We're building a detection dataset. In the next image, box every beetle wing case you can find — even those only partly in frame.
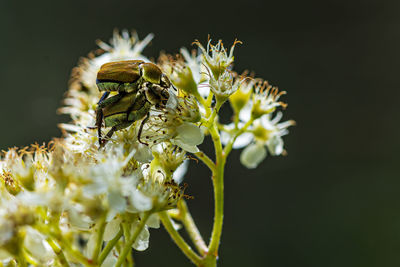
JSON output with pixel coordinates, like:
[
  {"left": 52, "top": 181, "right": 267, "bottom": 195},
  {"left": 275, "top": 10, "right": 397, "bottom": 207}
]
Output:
[{"left": 97, "top": 60, "right": 144, "bottom": 83}]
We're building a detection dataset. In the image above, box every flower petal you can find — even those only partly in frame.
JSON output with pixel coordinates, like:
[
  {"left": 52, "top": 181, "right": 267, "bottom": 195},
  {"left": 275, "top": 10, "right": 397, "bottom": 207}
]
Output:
[
  {"left": 172, "top": 140, "right": 199, "bottom": 153},
  {"left": 134, "top": 145, "right": 153, "bottom": 163},
  {"left": 175, "top": 123, "right": 204, "bottom": 146},
  {"left": 108, "top": 191, "right": 126, "bottom": 212},
  {"left": 173, "top": 160, "right": 189, "bottom": 184},
  {"left": 240, "top": 143, "right": 267, "bottom": 169},
  {"left": 102, "top": 255, "right": 118, "bottom": 267},
  {"left": 130, "top": 190, "right": 153, "bottom": 212},
  {"left": 24, "top": 227, "right": 54, "bottom": 262},
  {"left": 132, "top": 225, "right": 150, "bottom": 251},
  {"left": 233, "top": 132, "right": 253, "bottom": 149},
  {"left": 146, "top": 214, "right": 160, "bottom": 229},
  {"left": 266, "top": 135, "right": 284, "bottom": 156},
  {"left": 166, "top": 89, "right": 178, "bottom": 109},
  {"left": 104, "top": 217, "right": 122, "bottom": 241}
]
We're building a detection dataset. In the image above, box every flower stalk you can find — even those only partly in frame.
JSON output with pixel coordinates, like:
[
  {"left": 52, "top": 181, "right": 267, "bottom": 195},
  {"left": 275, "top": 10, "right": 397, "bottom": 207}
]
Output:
[
  {"left": 159, "top": 211, "right": 203, "bottom": 266},
  {"left": 115, "top": 212, "right": 151, "bottom": 267},
  {"left": 205, "top": 121, "right": 225, "bottom": 266},
  {"left": 177, "top": 200, "right": 208, "bottom": 255},
  {"left": 99, "top": 228, "right": 123, "bottom": 264}
]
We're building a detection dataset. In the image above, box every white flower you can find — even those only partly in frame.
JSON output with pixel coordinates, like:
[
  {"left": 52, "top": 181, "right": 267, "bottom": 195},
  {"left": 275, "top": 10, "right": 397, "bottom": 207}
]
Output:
[
  {"left": 66, "top": 205, "right": 93, "bottom": 230},
  {"left": 229, "top": 77, "right": 254, "bottom": 113},
  {"left": 222, "top": 112, "right": 294, "bottom": 169},
  {"left": 128, "top": 188, "right": 153, "bottom": 212},
  {"left": 250, "top": 80, "right": 287, "bottom": 119},
  {"left": 133, "top": 168, "right": 188, "bottom": 212},
  {"left": 220, "top": 122, "right": 253, "bottom": 149},
  {"left": 152, "top": 143, "right": 187, "bottom": 178},
  {"left": 82, "top": 148, "right": 140, "bottom": 214},
  {"left": 209, "top": 70, "right": 240, "bottom": 99},
  {"left": 180, "top": 48, "right": 211, "bottom": 97},
  {"left": 195, "top": 39, "right": 240, "bottom": 79},
  {"left": 141, "top": 93, "right": 203, "bottom": 153},
  {"left": 180, "top": 48, "right": 206, "bottom": 87}
]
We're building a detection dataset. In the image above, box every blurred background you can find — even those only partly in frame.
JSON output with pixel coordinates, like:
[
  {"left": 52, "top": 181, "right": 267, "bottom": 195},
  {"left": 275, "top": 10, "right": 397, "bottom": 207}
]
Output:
[{"left": 1, "top": 0, "right": 400, "bottom": 266}]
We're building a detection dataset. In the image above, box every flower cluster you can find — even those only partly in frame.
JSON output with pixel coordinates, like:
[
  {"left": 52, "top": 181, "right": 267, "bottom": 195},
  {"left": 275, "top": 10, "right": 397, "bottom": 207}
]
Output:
[{"left": 0, "top": 30, "right": 294, "bottom": 266}]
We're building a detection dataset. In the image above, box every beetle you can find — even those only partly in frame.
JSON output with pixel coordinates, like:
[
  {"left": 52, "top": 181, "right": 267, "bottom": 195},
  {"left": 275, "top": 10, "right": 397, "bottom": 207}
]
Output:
[{"left": 95, "top": 60, "right": 172, "bottom": 146}]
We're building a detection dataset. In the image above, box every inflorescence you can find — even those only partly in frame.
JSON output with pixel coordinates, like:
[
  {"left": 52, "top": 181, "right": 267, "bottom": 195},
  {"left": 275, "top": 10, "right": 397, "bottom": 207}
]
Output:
[{"left": 0, "top": 30, "right": 294, "bottom": 266}]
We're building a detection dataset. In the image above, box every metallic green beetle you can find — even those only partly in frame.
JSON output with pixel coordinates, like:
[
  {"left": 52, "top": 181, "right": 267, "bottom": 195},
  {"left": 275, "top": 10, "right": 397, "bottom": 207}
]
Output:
[{"left": 95, "top": 60, "right": 172, "bottom": 146}]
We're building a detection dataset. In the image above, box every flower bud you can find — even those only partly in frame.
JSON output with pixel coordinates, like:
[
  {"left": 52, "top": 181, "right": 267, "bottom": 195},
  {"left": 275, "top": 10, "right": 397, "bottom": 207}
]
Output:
[{"left": 229, "top": 78, "right": 254, "bottom": 113}]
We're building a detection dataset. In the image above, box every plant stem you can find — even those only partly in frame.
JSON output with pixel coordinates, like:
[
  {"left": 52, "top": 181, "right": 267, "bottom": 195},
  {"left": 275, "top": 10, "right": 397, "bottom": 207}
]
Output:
[
  {"left": 46, "top": 237, "right": 70, "bottom": 267},
  {"left": 92, "top": 215, "right": 107, "bottom": 262},
  {"left": 121, "top": 215, "right": 135, "bottom": 266},
  {"left": 178, "top": 200, "right": 208, "bottom": 255},
  {"left": 21, "top": 248, "right": 39, "bottom": 266},
  {"left": 16, "top": 254, "right": 27, "bottom": 267},
  {"left": 159, "top": 211, "right": 203, "bottom": 266},
  {"left": 99, "top": 228, "right": 123, "bottom": 264},
  {"left": 115, "top": 213, "right": 150, "bottom": 267},
  {"left": 205, "top": 110, "right": 225, "bottom": 266},
  {"left": 194, "top": 151, "right": 215, "bottom": 171}
]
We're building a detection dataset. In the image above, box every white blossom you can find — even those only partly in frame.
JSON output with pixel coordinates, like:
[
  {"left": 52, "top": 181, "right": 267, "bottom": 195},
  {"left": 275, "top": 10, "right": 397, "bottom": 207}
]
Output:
[{"left": 228, "top": 112, "right": 295, "bottom": 168}]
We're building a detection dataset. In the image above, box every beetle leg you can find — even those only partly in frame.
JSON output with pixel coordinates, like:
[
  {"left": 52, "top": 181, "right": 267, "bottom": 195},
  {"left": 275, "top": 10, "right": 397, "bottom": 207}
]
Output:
[
  {"left": 100, "top": 121, "right": 133, "bottom": 148},
  {"left": 97, "top": 91, "right": 110, "bottom": 104},
  {"left": 97, "top": 92, "right": 125, "bottom": 109},
  {"left": 96, "top": 92, "right": 127, "bottom": 145},
  {"left": 138, "top": 112, "right": 150, "bottom": 146},
  {"left": 100, "top": 126, "right": 116, "bottom": 147},
  {"left": 93, "top": 92, "right": 110, "bottom": 140},
  {"left": 96, "top": 108, "right": 104, "bottom": 145}
]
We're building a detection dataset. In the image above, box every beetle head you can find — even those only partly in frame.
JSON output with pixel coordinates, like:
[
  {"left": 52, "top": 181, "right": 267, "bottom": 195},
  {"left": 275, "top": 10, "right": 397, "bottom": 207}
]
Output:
[
  {"left": 140, "top": 63, "right": 163, "bottom": 85},
  {"left": 144, "top": 84, "right": 170, "bottom": 106},
  {"left": 160, "top": 74, "right": 172, "bottom": 89}
]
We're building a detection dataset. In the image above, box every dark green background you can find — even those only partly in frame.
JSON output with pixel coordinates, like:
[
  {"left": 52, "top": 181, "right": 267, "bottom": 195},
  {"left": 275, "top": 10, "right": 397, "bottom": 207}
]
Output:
[{"left": 1, "top": 0, "right": 399, "bottom": 266}]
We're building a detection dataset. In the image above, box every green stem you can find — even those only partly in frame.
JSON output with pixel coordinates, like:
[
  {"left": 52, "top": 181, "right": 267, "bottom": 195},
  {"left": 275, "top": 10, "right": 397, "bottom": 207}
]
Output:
[
  {"left": 57, "top": 235, "right": 95, "bottom": 267},
  {"left": 46, "top": 237, "right": 70, "bottom": 267},
  {"left": 16, "top": 254, "right": 27, "bottom": 267},
  {"left": 206, "top": 122, "right": 225, "bottom": 265},
  {"left": 205, "top": 91, "right": 214, "bottom": 116},
  {"left": 92, "top": 215, "right": 107, "bottom": 262},
  {"left": 233, "top": 113, "right": 239, "bottom": 129},
  {"left": 21, "top": 248, "right": 38, "bottom": 266},
  {"left": 115, "top": 213, "right": 150, "bottom": 267},
  {"left": 121, "top": 217, "right": 135, "bottom": 266},
  {"left": 99, "top": 228, "right": 123, "bottom": 264},
  {"left": 194, "top": 151, "right": 215, "bottom": 172},
  {"left": 159, "top": 211, "right": 203, "bottom": 266},
  {"left": 178, "top": 200, "right": 208, "bottom": 255},
  {"left": 194, "top": 92, "right": 208, "bottom": 110}
]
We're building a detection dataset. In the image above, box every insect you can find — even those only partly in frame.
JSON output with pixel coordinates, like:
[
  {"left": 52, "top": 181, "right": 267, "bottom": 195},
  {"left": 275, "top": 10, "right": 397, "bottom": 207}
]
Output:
[{"left": 95, "top": 60, "right": 172, "bottom": 146}]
